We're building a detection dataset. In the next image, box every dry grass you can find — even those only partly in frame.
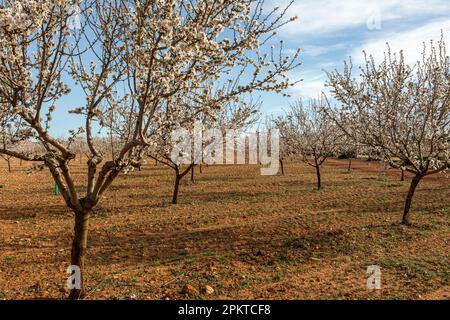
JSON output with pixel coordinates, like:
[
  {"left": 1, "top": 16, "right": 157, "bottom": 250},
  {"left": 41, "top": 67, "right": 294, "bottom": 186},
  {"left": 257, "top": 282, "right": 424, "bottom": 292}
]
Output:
[{"left": 0, "top": 157, "right": 449, "bottom": 300}]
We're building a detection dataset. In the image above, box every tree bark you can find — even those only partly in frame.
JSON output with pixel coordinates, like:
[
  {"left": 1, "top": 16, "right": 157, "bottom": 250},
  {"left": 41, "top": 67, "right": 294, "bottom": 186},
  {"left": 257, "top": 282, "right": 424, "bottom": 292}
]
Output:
[
  {"left": 315, "top": 165, "right": 321, "bottom": 190},
  {"left": 190, "top": 165, "right": 195, "bottom": 183},
  {"left": 69, "top": 211, "right": 90, "bottom": 299},
  {"left": 400, "top": 169, "right": 405, "bottom": 182},
  {"left": 172, "top": 170, "right": 181, "bottom": 205},
  {"left": 280, "top": 159, "right": 285, "bottom": 175},
  {"left": 347, "top": 158, "right": 352, "bottom": 173},
  {"left": 7, "top": 158, "right": 11, "bottom": 173},
  {"left": 402, "top": 174, "right": 423, "bottom": 225},
  {"left": 172, "top": 165, "right": 194, "bottom": 204}
]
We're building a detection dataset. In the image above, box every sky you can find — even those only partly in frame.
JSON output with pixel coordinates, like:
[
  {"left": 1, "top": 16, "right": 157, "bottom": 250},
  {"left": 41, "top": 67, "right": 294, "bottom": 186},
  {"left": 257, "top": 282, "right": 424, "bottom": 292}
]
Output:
[
  {"left": 50, "top": 0, "right": 450, "bottom": 136},
  {"left": 260, "top": 0, "right": 450, "bottom": 116}
]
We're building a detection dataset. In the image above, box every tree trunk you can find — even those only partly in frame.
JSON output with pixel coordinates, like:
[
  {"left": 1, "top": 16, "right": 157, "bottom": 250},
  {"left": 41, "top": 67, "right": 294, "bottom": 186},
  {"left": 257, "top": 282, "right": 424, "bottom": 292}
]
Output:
[
  {"left": 400, "top": 169, "right": 405, "bottom": 182},
  {"left": 347, "top": 158, "right": 352, "bottom": 173},
  {"left": 172, "top": 171, "right": 181, "bottom": 205},
  {"left": 79, "top": 153, "right": 82, "bottom": 164},
  {"left": 280, "top": 159, "right": 285, "bottom": 175},
  {"left": 199, "top": 164, "right": 203, "bottom": 174},
  {"left": 20, "top": 159, "right": 23, "bottom": 167},
  {"left": 315, "top": 165, "right": 321, "bottom": 190},
  {"left": 190, "top": 166, "right": 195, "bottom": 183},
  {"left": 7, "top": 159, "right": 11, "bottom": 173},
  {"left": 402, "top": 174, "right": 423, "bottom": 225},
  {"left": 69, "top": 211, "right": 90, "bottom": 300}
]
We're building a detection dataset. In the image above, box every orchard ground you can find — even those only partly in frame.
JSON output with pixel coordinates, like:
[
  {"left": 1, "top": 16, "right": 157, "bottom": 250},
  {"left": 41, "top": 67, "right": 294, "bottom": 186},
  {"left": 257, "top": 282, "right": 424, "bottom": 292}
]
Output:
[{"left": 0, "top": 158, "right": 448, "bottom": 300}]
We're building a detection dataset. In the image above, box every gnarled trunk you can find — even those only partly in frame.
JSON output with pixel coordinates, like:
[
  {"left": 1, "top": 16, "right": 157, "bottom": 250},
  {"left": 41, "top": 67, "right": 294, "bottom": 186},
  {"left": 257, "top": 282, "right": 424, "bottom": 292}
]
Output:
[
  {"left": 315, "top": 165, "right": 321, "bottom": 190},
  {"left": 173, "top": 169, "right": 181, "bottom": 205},
  {"left": 402, "top": 174, "right": 423, "bottom": 225},
  {"left": 172, "top": 165, "right": 194, "bottom": 204},
  {"left": 69, "top": 211, "right": 90, "bottom": 300}
]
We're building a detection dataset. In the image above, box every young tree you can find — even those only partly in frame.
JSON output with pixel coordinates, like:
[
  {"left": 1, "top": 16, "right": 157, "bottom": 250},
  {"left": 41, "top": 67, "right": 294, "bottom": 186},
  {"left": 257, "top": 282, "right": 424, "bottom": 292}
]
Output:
[
  {"left": 0, "top": 0, "right": 301, "bottom": 298},
  {"left": 275, "top": 99, "right": 338, "bottom": 190},
  {"left": 264, "top": 115, "right": 287, "bottom": 175},
  {"left": 69, "top": 137, "right": 87, "bottom": 164},
  {"left": 145, "top": 100, "right": 199, "bottom": 204},
  {"left": 0, "top": 77, "right": 33, "bottom": 173},
  {"left": 336, "top": 133, "right": 359, "bottom": 173},
  {"left": 0, "top": 114, "right": 15, "bottom": 172},
  {"left": 324, "top": 39, "right": 450, "bottom": 225},
  {"left": 146, "top": 97, "right": 260, "bottom": 204}
]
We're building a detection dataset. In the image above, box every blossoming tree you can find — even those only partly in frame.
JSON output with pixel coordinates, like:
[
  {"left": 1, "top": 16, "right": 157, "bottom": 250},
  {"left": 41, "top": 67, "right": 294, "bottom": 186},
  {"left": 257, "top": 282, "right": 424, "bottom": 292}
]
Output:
[
  {"left": 144, "top": 96, "right": 260, "bottom": 204},
  {"left": 0, "top": 0, "right": 301, "bottom": 298},
  {"left": 275, "top": 99, "right": 339, "bottom": 190},
  {"left": 324, "top": 39, "right": 450, "bottom": 225}
]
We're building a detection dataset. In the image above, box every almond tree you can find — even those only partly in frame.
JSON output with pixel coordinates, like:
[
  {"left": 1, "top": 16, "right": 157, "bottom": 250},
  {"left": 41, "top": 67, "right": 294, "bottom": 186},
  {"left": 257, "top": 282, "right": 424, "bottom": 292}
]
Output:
[
  {"left": 145, "top": 100, "right": 200, "bottom": 204},
  {"left": 145, "top": 96, "right": 260, "bottom": 204},
  {"left": 335, "top": 131, "right": 359, "bottom": 173},
  {"left": 0, "top": 0, "right": 301, "bottom": 298},
  {"left": 264, "top": 115, "right": 288, "bottom": 175},
  {"left": 275, "top": 99, "right": 338, "bottom": 190},
  {"left": 0, "top": 71, "right": 33, "bottom": 172},
  {"left": 69, "top": 137, "right": 87, "bottom": 164},
  {"left": 324, "top": 39, "right": 450, "bottom": 225},
  {"left": 0, "top": 112, "right": 16, "bottom": 172}
]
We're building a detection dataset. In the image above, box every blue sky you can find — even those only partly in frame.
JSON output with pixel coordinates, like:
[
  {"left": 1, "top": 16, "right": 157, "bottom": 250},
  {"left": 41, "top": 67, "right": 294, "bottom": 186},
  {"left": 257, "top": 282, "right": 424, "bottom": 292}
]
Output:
[
  {"left": 260, "top": 0, "right": 450, "bottom": 116},
  {"left": 51, "top": 0, "right": 450, "bottom": 136}
]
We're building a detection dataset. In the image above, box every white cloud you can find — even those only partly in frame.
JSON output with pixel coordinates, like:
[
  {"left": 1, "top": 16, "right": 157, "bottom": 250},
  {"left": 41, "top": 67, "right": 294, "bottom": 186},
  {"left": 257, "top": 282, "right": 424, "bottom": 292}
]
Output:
[
  {"left": 277, "top": 0, "right": 450, "bottom": 36},
  {"left": 292, "top": 19, "right": 450, "bottom": 99},
  {"left": 350, "top": 19, "right": 450, "bottom": 65},
  {"left": 265, "top": 0, "right": 450, "bottom": 104},
  {"left": 290, "top": 70, "right": 328, "bottom": 99},
  {"left": 302, "top": 43, "right": 346, "bottom": 57}
]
